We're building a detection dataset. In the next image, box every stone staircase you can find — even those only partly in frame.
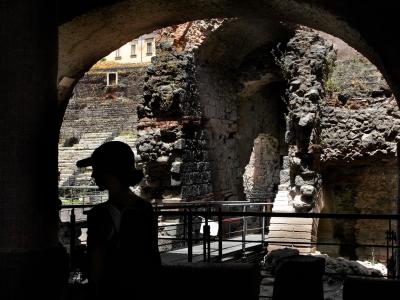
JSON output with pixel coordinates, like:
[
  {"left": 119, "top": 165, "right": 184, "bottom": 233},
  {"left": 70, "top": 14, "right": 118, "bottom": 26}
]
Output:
[
  {"left": 58, "top": 132, "right": 116, "bottom": 186},
  {"left": 267, "top": 185, "right": 315, "bottom": 254},
  {"left": 58, "top": 132, "right": 138, "bottom": 187},
  {"left": 111, "top": 134, "right": 138, "bottom": 153}
]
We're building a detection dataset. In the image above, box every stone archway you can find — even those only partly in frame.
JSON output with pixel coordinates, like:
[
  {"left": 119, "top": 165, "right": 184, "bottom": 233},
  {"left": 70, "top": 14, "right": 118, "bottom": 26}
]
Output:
[
  {"left": 58, "top": 14, "right": 400, "bottom": 256},
  {"left": 57, "top": 0, "right": 400, "bottom": 117},
  {"left": 3, "top": 1, "right": 400, "bottom": 297}
]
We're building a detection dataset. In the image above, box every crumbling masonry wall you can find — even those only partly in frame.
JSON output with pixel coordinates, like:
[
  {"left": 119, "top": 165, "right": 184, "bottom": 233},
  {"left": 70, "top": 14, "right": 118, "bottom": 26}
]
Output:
[
  {"left": 270, "top": 29, "right": 399, "bottom": 260},
  {"left": 318, "top": 54, "right": 399, "bottom": 261},
  {"left": 196, "top": 66, "right": 242, "bottom": 201},
  {"left": 267, "top": 29, "right": 336, "bottom": 254},
  {"left": 136, "top": 44, "right": 213, "bottom": 202},
  {"left": 276, "top": 29, "right": 336, "bottom": 212},
  {"left": 196, "top": 37, "right": 287, "bottom": 202}
]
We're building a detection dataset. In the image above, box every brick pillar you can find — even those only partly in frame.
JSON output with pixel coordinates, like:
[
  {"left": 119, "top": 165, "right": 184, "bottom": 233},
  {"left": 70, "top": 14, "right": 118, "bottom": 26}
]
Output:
[{"left": 0, "top": 1, "right": 68, "bottom": 298}]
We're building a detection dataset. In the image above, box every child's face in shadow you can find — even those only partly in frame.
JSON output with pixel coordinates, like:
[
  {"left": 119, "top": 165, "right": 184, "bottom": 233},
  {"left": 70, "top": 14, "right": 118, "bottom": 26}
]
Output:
[{"left": 91, "top": 165, "right": 112, "bottom": 191}]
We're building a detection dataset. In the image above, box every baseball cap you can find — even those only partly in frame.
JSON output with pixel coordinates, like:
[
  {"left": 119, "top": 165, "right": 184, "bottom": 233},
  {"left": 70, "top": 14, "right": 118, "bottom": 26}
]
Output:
[{"left": 76, "top": 141, "right": 135, "bottom": 171}]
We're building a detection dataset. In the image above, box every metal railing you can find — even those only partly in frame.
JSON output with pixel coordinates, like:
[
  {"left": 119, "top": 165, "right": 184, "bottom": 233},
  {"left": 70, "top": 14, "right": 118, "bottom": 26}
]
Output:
[
  {"left": 59, "top": 186, "right": 107, "bottom": 204},
  {"left": 60, "top": 202, "right": 400, "bottom": 279},
  {"left": 154, "top": 201, "right": 273, "bottom": 262}
]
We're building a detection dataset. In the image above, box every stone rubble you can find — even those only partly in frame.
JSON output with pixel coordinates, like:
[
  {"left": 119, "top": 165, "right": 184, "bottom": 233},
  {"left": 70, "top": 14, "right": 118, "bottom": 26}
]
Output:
[{"left": 259, "top": 249, "right": 386, "bottom": 300}]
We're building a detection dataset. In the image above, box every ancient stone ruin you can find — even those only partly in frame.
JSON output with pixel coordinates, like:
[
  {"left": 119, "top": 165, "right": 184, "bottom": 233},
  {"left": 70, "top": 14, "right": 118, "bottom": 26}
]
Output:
[{"left": 59, "top": 20, "right": 398, "bottom": 263}]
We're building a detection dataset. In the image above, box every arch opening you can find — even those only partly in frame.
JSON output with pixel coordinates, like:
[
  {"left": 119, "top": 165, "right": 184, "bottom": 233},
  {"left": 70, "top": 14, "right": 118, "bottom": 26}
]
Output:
[{"left": 58, "top": 17, "right": 399, "bottom": 278}]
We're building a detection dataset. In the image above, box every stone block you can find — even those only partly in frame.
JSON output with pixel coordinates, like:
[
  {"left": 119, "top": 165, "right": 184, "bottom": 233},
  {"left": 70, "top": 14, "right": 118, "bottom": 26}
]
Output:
[
  {"left": 304, "top": 88, "right": 320, "bottom": 101},
  {"left": 270, "top": 217, "right": 313, "bottom": 225},
  {"left": 267, "top": 231, "right": 312, "bottom": 240},
  {"left": 173, "top": 138, "right": 185, "bottom": 150},
  {"left": 156, "top": 156, "right": 170, "bottom": 164},
  {"left": 298, "top": 112, "right": 315, "bottom": 127},
  {"left": 170, "top": 161, "right": 182, "bottom": 173},
  {"left": 171, "top": 177, "right": 181, "bottom": 186},
  {"left": 293, "top": 195, "right": 313, "bottom": 212},
  {"left": 279, "top": 170, "right": 290, "bottom": 184},
  {"left": 300, "top": 184, "right": 315, "bottom": 196}
]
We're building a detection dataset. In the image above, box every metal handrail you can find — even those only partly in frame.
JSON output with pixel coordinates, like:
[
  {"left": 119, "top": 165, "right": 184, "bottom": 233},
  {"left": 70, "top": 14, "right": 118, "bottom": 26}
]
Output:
[
  {"left": 156, "top": 210, "right": 400, "bottom": 220},
  {"left": 60, "top": 203, "right": 400, "bottom": 278}
]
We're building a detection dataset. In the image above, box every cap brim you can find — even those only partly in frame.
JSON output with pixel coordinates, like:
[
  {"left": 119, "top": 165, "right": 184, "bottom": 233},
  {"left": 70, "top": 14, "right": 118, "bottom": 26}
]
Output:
[{"left": 76, "top": 157, "right": 92, "bottom": 168}]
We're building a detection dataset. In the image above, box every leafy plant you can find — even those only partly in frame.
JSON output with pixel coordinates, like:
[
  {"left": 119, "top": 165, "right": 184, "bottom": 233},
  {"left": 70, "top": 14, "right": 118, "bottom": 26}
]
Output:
[{"left": 325, "top": 77, "right": 341, "bottom": 93}]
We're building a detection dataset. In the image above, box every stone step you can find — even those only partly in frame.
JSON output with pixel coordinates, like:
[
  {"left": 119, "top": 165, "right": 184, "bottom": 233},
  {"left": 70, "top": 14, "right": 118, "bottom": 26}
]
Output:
[
  {"left": 81, "top": 132, "right": 114, "bottom": 137},
  {"left": 266, "top": 238, "right": 313, "bottom": 247},
  {"left": 59, "top": 162, "right": 76, "bottom": 167},
  {"left": 272, "top": 207, "right": 295, "bottom": 213},
  {"left": 273, "top": 194, "right": 289, "bottom": 200},
  {"left": 272, "top": 205, "right": 293, "bottom": 209},
  {"left": 267, "top": 245, "right": 314, "bottom": 254},
  {"left": 59, "top": 132, "right": 134, "bottom": 189},
  {"left": 273, "top": 203, "right": 289, "bottom": 207},
  {"left": 269, "top": 224, "right": 313, "bottom": 231},
  {"left": 274, "top": 198, "right": 289, "bottom": 202},
  {"left": 272, "top": 204, "right": 291, "bottom": 207},
  {"left": 269, "top": 217, "right": 313, "bottom": 225},
  {"left": 267, "top": 231, "right": 313, "bottom": 240}
]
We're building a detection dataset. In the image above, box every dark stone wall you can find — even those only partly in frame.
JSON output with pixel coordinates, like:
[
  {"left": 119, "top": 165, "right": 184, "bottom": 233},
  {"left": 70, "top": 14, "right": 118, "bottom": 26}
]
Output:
[
  {"left": 238, "top": 83, "right": 285, "bottom": 202},
  {"left": 0, "top": 1, "right": 68, "bottom": 298},
  {"left": 317, "top": 51, "right": 399, "bottom": 261},
  {"left": 197, "top": 48, "right": 286, "bottom": 202},
  {"left": 181, "top": 124, "right": 213, "bottom": 199},
  {"left": 197, "top": 66, "right": 241, "bottom": 201},
  {"left": 136, "top": 44, "right": 213, "bottom": 202},
  {"left": 275, "top": 29, "right": 336, "bottom": 212},
  {"left": 318, "top": 161, "right": 397, "bottom": 261},
  {"left": 321, "top": 57, "right": 398, "bottom": 163}
]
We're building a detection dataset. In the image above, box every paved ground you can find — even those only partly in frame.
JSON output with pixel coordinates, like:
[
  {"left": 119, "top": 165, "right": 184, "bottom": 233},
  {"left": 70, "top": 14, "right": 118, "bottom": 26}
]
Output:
[{"left": 161, "top": 233, "right": 264, "bottom": 264}]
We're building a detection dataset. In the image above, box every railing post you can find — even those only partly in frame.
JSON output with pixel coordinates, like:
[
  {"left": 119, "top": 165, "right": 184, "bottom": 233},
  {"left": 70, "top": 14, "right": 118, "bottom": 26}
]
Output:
[
  {"left": 203, "top": 213, "right": 210, "bottom": 262},
  {"left": 207, "top": 207, "right": 211, "bottom": 262},
  {"left": 242, "top": 205, "right": 247, "bottom": 258},
  {"left": 188, "top": 209, "right": 193, "bottom": 262},
  {"left": 262, "top": 205, "right": 266, "bottom": 247},
  {"left": 397, "top": 142, "right": 400, "bottom": 278},
  {"left": 387, "top": 222, "right": 390, "bottom": 277},
  {"left": 218, "top": 206, "right": 223, "bottom": 262},
  {"left": 388, "top": 219, "right": 396, "bottom": 279},
  {"left": 183, "top": 208, "right": 187, "bottom": 247},
  {"left": 70, "top": 208, "right": 76, "bottom": 269}
]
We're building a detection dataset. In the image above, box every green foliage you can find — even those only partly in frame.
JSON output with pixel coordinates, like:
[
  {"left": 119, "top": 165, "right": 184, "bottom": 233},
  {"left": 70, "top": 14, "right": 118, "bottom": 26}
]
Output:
[
  {"left": 271, "top": 44, "right": 290, "bottom": 80},
  {"left": 326, "top": 57, "right": 379, "bottom": 95},
  {"left": 61, "top": 198, "right": 83, "bottom": 205},
  {"left": 118, "top": 131, "right": 137, "bottom": 138},
  {"left": 325, "top": 77, "right": 341, "bottom": 93}
]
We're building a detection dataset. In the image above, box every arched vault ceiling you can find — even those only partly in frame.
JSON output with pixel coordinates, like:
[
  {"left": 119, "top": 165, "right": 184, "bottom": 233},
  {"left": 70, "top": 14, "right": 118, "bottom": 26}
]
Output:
[
  {"left": 195, "top": 18, "right": 292, "bottom": 69},
  {"left": 58, "top": 0, "right": 400, "bottom": 105}
]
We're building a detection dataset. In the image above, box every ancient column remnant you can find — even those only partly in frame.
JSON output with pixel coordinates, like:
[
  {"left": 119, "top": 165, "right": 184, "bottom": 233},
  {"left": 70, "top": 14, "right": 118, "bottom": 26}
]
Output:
[
  {"left": 274, "top": 29, "right": 336, "bottom": 212},
  {"left": 136, "top": 43, "right": 213, "bottom": 203},
  {"left": 268, "top": 28, "right": 336, "bottom": 254},
  {"left": 243, "top": 133, "right": 280, "bottom": 201}
]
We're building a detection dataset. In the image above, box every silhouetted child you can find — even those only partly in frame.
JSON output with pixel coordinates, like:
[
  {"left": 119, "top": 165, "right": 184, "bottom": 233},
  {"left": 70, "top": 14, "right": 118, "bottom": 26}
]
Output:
[{"left": 76, "top": 141, "right": 160, "bottom": 299}]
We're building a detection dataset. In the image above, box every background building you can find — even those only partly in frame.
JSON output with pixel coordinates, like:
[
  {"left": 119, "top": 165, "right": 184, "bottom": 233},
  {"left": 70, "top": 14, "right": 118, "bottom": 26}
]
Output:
[{"left": 104, "top": 33, "right": 156, "bottom": 64}]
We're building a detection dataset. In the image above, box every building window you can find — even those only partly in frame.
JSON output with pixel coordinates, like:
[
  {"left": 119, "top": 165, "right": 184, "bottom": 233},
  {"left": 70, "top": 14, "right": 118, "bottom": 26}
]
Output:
[
  {"left": 146, "top": 39, "right": 153, "bottom": 56},
  {"left": 107, "top": 72, "right": 118, "bottom": 86},
  {"left": 130, "top": 42, "right": 137, "bottom": 58},
  {"left": 115, "top": 48, "right": 121, "bottom": 60}
]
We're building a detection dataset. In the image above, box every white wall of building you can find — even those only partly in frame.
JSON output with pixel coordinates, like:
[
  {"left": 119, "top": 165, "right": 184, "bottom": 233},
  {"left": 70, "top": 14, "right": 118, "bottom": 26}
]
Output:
[{"left": 105, "top": 33, "right": 156, "bottom": 63}]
